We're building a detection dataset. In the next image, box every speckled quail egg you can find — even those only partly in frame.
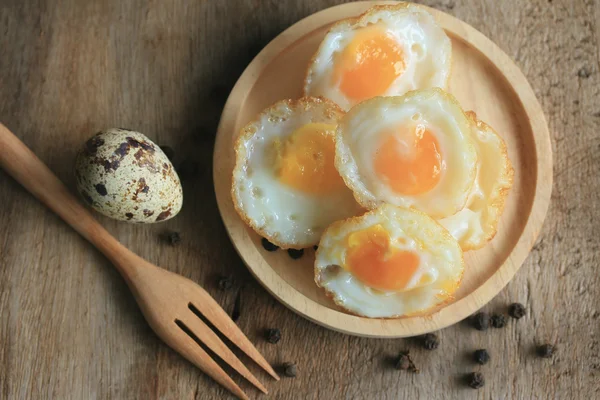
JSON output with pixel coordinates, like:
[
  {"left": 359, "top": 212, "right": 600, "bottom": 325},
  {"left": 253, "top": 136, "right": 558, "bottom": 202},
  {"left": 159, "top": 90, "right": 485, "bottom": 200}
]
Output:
[{"left": 75, "top": 128, "right": 183, "bottom": 223}]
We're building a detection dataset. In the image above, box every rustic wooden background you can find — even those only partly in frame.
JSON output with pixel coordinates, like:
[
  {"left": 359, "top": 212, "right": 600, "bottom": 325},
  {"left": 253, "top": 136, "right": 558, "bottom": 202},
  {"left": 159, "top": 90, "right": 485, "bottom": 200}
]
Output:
[{"left": 0, "top": 0, "right": 598, "bottom": 399}]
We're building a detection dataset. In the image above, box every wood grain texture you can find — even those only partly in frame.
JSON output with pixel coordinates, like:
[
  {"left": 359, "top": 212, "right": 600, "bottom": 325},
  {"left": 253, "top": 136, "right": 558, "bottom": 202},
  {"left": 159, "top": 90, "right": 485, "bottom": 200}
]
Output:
[
  {"left": 0, "top": 122, "right": 278, "bottom": 399},
  {"left": 0, "top": 0, "right": 598, "bottom": 398}
]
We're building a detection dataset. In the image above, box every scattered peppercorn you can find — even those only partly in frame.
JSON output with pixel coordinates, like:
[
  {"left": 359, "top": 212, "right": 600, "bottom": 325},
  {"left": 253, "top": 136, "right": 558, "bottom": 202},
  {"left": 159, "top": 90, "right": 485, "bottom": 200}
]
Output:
[
  {"left": 471, "top": 312, "right": 490, "bottom": 331},
  {"left": 394, "top": 351, "right": 419, "bottom": 373},
  {"left": 159, "top": 145, "right": 175, "bottom": 160},
  {"left": 473, "top": 349, "right": 490, "bottom": 365},
  {"left": 395, "top": 354, "right": 411, "bottom": 370},
  {"left": 265, "top": 328, "right": 281, "bottom": 344},
  {"left": 287, "top": 248, "right": 304, "bottom": 259},
  {"left": 282, "top": 362, "right": 297, "bottom": 377},
  {"left": 508, "top": 303, "right": 526, "bottom": 319},
  {"left": 261, "top": 238, "right": 279, "bottom": 252},
  {"left": 163, "top": 231, "right": 181, "bottom": 246},
  {"left": 218, "top": 276, "right": 234, "bottom": 291},
  {"left": 537, "top": 344, "right": 555, "bottom": 358},
  {"left": 466, "top": 372, "right": 485, "bottom": 389},
  {"left": 421, "top": 333, "right": 439, "bottom": 350},
  {"left": 490, "top": 313, "right": 507, "bottom": 328},
  {"left": 578, "top": 67, "right": 591, "bottom": 79}
]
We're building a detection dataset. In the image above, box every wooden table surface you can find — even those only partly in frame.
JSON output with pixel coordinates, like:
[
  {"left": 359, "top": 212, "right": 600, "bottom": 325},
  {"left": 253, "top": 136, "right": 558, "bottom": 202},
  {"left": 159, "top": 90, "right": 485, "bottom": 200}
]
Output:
[{"left": 0, "top": 0, "right": 598, "bottom": 399}]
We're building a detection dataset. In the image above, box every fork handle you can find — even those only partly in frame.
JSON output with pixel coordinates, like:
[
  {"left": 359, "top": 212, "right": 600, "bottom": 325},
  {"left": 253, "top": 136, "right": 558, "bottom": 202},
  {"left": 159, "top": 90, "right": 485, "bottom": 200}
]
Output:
[{"left": 0, "top": 122, "right": 139, "bottom": 281}]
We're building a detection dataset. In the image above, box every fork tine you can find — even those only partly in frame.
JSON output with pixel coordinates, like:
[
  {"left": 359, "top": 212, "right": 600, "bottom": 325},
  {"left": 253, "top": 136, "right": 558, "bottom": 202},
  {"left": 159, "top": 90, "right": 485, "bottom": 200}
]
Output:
[
  {"left": 192, "top": 288, "right": 280, "bottom": 380},
  {"left": 181, "top": 311, "right": 268, "bottom": 394},
  {"left": 170, "top": 322, "right": 250, "bottom": 400}
]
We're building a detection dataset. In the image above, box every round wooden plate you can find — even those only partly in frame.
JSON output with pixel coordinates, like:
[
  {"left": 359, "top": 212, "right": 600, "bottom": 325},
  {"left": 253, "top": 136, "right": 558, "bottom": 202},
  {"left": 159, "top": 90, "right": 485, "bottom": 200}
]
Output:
[{"left": 213, "top": 1, "right": 552, "bottom": 337}]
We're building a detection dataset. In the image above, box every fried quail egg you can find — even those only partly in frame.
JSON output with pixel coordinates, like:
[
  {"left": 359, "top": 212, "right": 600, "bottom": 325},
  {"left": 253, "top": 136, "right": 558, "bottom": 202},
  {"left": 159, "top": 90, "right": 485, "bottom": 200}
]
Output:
[
  {"left": 231, "top": 97, "right": 363, "bottom": 249},
  {"left": 315, "top": 204, "right": 464, "bottom": 318},
  {"left": 439, "top": 112, "right": 514, "bottom": 250},
  {"left": 304, "top": 3, "right": 451, "bottom": 110},
  {"left": 335, "top": 88, "right": 478, "bottom": 219}
]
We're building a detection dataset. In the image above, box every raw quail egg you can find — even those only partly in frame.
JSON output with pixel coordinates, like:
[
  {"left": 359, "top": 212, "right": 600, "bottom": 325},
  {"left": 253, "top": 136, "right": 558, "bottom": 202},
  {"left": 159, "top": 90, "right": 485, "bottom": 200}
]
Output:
[{"left": 75, "top": 128, "right": 183, "bottom": 223}]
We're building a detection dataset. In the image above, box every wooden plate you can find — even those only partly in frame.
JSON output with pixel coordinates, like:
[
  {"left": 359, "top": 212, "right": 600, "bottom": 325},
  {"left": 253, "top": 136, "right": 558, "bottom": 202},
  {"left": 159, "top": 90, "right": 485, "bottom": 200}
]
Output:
[{"left": 213, "top": 1, "right": 552, "bottom": 337}]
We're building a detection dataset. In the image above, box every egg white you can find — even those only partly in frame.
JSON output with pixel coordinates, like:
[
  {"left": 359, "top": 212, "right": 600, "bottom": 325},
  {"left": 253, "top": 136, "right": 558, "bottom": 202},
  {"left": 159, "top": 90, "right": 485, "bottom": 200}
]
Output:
[
  {"left": 335, "top": 88, "right": 478, "bottom": 219},
  {"left": 439, "top": 111, "right": 514, "bottom": 250},
  {"left": 315, "top": 204, "right": 464, "bottom": 318},
  {"left": 231, "top": 97, "right": 363, "bottom": 249},
  {"left": 304, "top": 3, "right": 451, "bottom": 110}
]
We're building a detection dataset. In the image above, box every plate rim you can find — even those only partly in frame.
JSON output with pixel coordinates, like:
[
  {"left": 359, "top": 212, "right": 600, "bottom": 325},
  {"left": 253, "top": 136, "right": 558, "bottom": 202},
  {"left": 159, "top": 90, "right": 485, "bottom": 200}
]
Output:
[{"left": 213, "top": 1, "right": 553, "bottom": 338}]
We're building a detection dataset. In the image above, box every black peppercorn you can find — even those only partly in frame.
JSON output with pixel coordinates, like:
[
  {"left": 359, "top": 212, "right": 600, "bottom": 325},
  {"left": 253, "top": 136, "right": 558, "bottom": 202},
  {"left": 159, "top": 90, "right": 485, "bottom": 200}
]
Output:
[
  {"left": 473, "top": 349, "right": 490, "bottom": 365},
  {"left": 393, "top": 351, "right": 418, "bottom": 372},
  {"left": 287, "top": 248, "right": 304, "bottom": 259},
  {"left": 578, "top": 67, "right": 591, "bottom": 79},
  {"left": 217, "top": 276, "right": 234, "bottom": 291},
  {"left": 466, "top": 372, "right": 485, "bottom": 389},
  {"left": 265, "top": 328, "right": 281, "bottom": 344},
  {"left": 395, "top": 354, "right": 411, "bottom": 370},
  {"left": 471, "top": 312, "right": 490, "bottom": 331},
  {"left": 421, "top": 333, "right": 439, "bottom": 350},
  {"left": 537, "top": 344, "right": 555, "bottom": 358},
  {"left": 490, "top": 313, "right": 507, "bottom": 328},
  {"left": 163, "top": 231, "right": 181, "bottom": 246},
  {"left": 261, "top": 238, "right": 279, "bottom": 252},
  {"left": 282, "top": 362, "right": 297, "bottom": 377},
  {"left": 508, "top": 303, "right": 526, "bottom": 319},
  {"left": 313, "top": 245, "right": 319, "bottom": 250}
]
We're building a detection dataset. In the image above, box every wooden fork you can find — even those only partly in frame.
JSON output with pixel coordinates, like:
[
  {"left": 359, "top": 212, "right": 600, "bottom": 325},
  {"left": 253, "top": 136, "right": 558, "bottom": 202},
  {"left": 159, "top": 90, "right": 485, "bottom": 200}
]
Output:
[{"left": 0, "top": 122, "right": 279, "bottom": 400}]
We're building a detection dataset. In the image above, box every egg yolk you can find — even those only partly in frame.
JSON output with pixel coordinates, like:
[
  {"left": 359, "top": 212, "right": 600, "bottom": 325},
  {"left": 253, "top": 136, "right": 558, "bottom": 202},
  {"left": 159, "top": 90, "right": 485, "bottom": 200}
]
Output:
[
  {"left": 334, "top": 26, "right": 405, "bottom": 102},
  {"left": 345, "top": 224, "right": 420, "bottom": 291},
  {"left": 274, "top": 123, "right": 347, "bottom": 194},
  {"left": 374, "top": 125, "right": 442, "bottom": 195}
]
